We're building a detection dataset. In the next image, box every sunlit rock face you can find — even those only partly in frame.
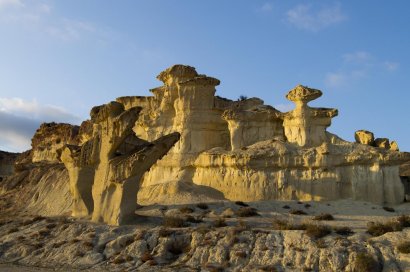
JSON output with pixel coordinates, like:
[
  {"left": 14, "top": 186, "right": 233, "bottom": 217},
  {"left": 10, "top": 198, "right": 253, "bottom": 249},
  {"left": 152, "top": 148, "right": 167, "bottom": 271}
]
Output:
[
  {"left": 115, "top": 65, "right": 410, "bottom": 205},
  {"left": 31, "top": 122, "right": 80, "bottom": 163},
  {"left": 60, "top": 101, "right": 180, "bottom": 225}
]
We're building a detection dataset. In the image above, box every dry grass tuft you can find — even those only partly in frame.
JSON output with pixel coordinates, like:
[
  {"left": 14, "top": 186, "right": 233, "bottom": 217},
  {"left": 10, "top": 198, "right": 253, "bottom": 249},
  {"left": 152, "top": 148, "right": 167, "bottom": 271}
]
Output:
[
  {"left": 289, "top": 209, "right": 307, "bottom": 215},
  {"left": 140, "top": 251, "right": 154, "bottom": 262},
  {"left": 272, "top": 219, "right": 306, "bottom": 230},
  {"left": 163, "top": 216, "right": 186, "bottom": 228},
  {"left": 235, "top": 207, "right": 258, "bottom": 217},
  {"left": 382, "top": 206, "right": 395, "bottom": 213},
  {"left": 313, "top": 213, "right": 334, "bottom": 221},
  {"left": 366, "top": 216, "right": 410, "bottom": 236},
  {"left": 235, "top": 201, "right": 249, "bottom": 207},
  {"left": 354, "top": 252, "right": 382, "bottom": 272},
  {"left": 397, "top": 241, "right": 410, "bottom": 254},
  {"left": 196, "top": 203, "right": 209, "bottom": 210},
  {"left": 179, "top": 206, "right": 194, "bottom": 214},
  {"left": 304, "top": 224, "right": 332, "bottom": 239},
  {"left": 334, "top": 226, "right": 354, "bottom": 236},
  {"left": 213, "top": 217, "right": 227, "bottom": 228}
]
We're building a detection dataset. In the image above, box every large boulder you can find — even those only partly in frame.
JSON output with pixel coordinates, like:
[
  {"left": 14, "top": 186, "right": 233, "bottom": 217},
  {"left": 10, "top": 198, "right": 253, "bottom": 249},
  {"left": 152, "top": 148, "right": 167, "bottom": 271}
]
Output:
[
  {"left": 354, "top": 130, "right": 375, "bottom": 145},
  {"left": 374, "top": 138, "right": 390, "bottom": 149}
]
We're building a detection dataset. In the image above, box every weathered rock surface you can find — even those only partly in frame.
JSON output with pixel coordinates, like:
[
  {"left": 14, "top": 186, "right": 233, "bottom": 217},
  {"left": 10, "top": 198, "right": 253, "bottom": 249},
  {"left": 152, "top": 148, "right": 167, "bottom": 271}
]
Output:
[
  {"left": 0, "top": 216, "right": 409, "bottom": 272},
  {"left": 61, "top": 101, "right": 180, "bottom": 225},
  {"left": 0, "top": 150, "right": 19, "bottom": 179},
  {"left": 31, "top": 122, "right": 79, "bottom": 163},
  {"left": 113, "top": 65, "right": 410, "bottom": 205},
  {"left": 375, "top": 138, "right": 391, "bottom": 149},
  {"left": 355, "top": 130, "right": 375, "bottom": 145}
]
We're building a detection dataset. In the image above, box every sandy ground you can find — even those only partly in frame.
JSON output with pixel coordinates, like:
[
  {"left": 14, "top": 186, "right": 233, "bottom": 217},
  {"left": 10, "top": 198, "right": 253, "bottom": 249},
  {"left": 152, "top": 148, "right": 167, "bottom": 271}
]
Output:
[{"left": 135, "top": 199, "right": 410, "bottom": 230}]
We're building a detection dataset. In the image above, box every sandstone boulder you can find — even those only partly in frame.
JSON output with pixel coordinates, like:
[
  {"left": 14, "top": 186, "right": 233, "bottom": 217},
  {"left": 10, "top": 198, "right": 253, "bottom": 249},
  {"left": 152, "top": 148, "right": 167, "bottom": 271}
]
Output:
[
  {"left": 354, "top": 130, "right": 375, "bottom": 145},
  {"left": 374, "top": 138, "right": 390, "bottom": 149},
  {"left": 390, "top": 141, "right": 399, "bottom": 151}
]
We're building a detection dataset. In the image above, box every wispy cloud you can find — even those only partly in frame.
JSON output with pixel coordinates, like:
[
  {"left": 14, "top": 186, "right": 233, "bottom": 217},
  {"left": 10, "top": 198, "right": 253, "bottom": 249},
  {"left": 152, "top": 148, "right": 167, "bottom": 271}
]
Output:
[
  {"left": 0, "top": 0, "right": 24, "bottom": 10},
  {"left": 258, "top": 2, "right": 273, "bottom": 12},
  {"left": 325, "top": 51, "right": 400, "bottom": 88},
  {"left": 0, "top": 97, "right": 81, "bottom": 152},
  {"left": 286, "top": 3, "right": 346, "bottom": 32},
  {"left": 0, "top": 1, "right": 109, "bottom": 42},
  {"left": 384, "top": 61, "right": 399, "bottom": 71}
]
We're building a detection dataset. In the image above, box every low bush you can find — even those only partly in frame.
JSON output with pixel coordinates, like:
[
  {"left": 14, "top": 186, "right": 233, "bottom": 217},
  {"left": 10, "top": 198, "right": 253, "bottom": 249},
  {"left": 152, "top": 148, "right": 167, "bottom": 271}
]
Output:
[
  {"left": 235, "top": 201, "right": 249, "bottom": 207},
  {"left": 186, "top": 215, "right": 203, "bottom": 224},
  {"left": 313, "top": 213, "right": 334, "bottom": 221},
  {"left": 272, "top": 219, "right": 306, "bottom": 230},
  {"left": 140, "top": 251, "right": 153, "bottom": 262},
  {"left": 366, "top": 217, "right": 407, "bottom": 236},
  {"left": 334, "top": 226, "right": 354, "bottom": 236},
  {"left": 179, "top": 206, "right": 194, "bottom": 214},
  {"left": 289, "top": 209, "right": 307, "bottom": 215},
  {"left": 382, "top": 206, "right": 395, "bottom": 213},
  {"left": 163, "top": 216, "right": 186, "bottom": 228},
  {"left": 354, "top": 252, "right": 382, "bottom": 272},
  {"left": 397, "top": 241, "right": 410, "bottom": 254},
  {"left": 213, "top": 218, "right": 227, "bottom": 228},
  {"left": 235, "top": 207, "right": 258, "bottom": 217},
  {"left": 304, "top": 224, "right": 332, "bottom": 239},
  {"left": 196, "top": 203, "right": 209, "bottom": 210}
]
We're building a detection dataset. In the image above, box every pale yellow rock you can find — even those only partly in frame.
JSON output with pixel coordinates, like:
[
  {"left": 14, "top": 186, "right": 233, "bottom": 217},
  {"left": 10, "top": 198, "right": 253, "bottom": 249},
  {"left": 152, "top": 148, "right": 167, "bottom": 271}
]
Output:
[
  {"left": 355, "top": 130, "right": 375, "bottom": 145},
  {"left": 390, "top": 140, "right": 399, "bottom": 151},
  {"left": 375, "top": 138, "right": 390, "bottom": 149}
]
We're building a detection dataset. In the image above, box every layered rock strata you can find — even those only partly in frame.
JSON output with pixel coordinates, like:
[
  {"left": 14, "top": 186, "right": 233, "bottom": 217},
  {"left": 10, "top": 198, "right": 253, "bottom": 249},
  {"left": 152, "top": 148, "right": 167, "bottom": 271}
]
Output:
[
  {"left": 61, "top": 102, "right": 180, "bottom": 225},
  {"left": 113, "top": 65, "right": 410, "bottom": 205}
]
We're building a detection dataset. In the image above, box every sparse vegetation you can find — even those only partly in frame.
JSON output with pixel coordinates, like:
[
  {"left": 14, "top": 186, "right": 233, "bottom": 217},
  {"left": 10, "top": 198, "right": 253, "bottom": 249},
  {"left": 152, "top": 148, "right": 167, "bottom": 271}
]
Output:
[
  {"left": 235, "top": 201, "right": 249, "bottom": 207},
  {"left": 304, "top": 224, "right": 332, "bottom": 239},
  {"left": 179, "top": 206, "right": 194, "bottom": 214},
  {"left": 186, "top": 215, "right": 203, "bottom": 224},
  {"left": 334, "top": 226, "right": 354, "bottom": 236},
  {"left": 167, "top": 239, "right": 190, "bottom": 255},
  {"left": 366, "top": 216, "right": 410, "bottom": 236},
  {"left": 397, "top": 241, "right": 410, "bottom": 254},
  {"left": 235, "top": 251, "right": 247, "bottom": 258},
  {"left": 159, "top": 228, "right": 174, "bottom": 237},
  {"left": 238, "top": 95, "right": 248, "bottom": 101},
  {"left": 272, "top": 218, "right": 306, "bottom": 230},
  {"left": 304, "top": 204, "right": 311, "bottom": 208},
  {"left": 289, "top": 209, "right": 307, "bottom": 215},
  {"left": 235, "top": 207, "right": 258, "bottom": 217},
  {"left": 196, "top": 203, "right": 209, "bottom": 210},
  {"left": 282, "top": 205, "right": 291, "bottom": 209},
  {"left": 163, "top": 216, "right": 186, "bottom": 228},
  {"left": 383, "top": 206, "right": 395, "bottom": 213},
  {"left": 354, "top": 252, "right": 382, "bottom": 272},
  {"left": 313, "top": 213, "right": 334, "bottom": 221},
  {"left": 140, "top": 251, "right": 154, "bottom": 262},
  {"left": 213, "top": 217, "right": 227, "bottom": 228}
]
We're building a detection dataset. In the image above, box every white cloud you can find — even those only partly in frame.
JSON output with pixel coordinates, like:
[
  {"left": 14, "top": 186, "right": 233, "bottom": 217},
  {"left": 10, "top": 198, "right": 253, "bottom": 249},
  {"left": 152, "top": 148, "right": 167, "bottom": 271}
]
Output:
[
  {"left": 0, "top": 97, "right": 81, "bottom": 152},
  {"left": 0, "top": 1, "right": 106, "bottom": 42},
  {"left": 0, "top": 0, "right": 23, "bottom": 10},
  {"left": 324, "top": 72, "right": 347, "bottom": 88},
  {"left": 286, "top": 3, "right": 346, "bottom": 32},
  {"left": 0, "top": 97, "right": 80, "bottom": 123},
  {"left": 343, "top": 51, "right": 373, "bottom": 64},
  {"left": 384, "top": 61, "right": 399, "bottom": 71}
]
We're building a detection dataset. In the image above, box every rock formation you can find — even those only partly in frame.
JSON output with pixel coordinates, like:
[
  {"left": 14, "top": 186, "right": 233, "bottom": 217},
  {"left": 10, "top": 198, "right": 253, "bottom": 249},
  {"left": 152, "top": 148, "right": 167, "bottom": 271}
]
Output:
[
  {"left": 355, "top": 130, "right": 375, "bottom": 145},
  {"left": 0, "top": 151, "right": 19, "bottom": 180},
  {"left": 61, "top": 102, "right": 180, "bottom": 225},
  {"left": 114, "top": 64, "right": 410, "bottom": 205},
  {"left": 31, "top": 122, "right": 79, "bottom": 163}
]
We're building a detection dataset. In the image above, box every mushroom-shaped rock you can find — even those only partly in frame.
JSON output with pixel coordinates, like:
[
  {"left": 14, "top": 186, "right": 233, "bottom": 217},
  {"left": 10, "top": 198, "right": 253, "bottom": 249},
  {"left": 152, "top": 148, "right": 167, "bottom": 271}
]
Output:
[
  {"left": 283, "top": 85, "right": 337, "bottom": 147},
  {"left": 286, "top": 85, "right": 322, "bottom": 104},
  {"left": 374, "top": 138, "right": 390, "bottom": 149},
  {"left": 390, "top": 141, "right": 399, "bottom": 151},
  {"left": 156, "top": 64, "right": 198, "bottom": 87},
  {"left": 354, "top": 130, "right": 375, "bottom": 145}
]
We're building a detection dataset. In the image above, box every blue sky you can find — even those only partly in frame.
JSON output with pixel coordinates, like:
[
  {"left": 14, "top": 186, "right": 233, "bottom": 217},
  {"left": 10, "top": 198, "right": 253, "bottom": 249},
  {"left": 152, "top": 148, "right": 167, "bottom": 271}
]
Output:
[{"left": 0, "top": 0, "right": 409, "bottom": 152}]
